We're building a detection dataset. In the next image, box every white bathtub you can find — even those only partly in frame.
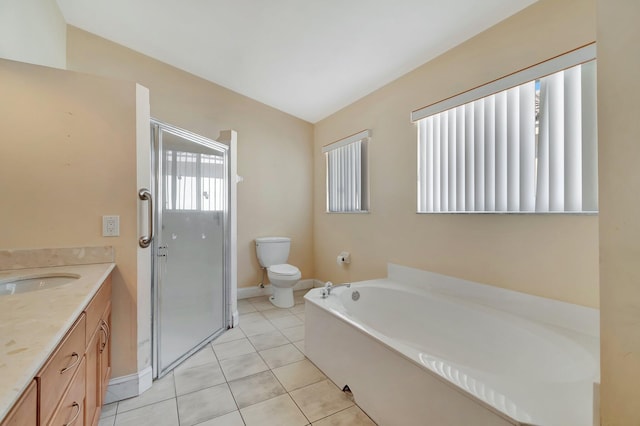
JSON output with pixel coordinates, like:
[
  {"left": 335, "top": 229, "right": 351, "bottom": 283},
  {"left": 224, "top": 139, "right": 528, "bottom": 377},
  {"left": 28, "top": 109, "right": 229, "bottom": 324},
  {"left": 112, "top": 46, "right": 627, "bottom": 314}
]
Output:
[{"left": 304, "top": 264, "right": 599, "bottom": 426}]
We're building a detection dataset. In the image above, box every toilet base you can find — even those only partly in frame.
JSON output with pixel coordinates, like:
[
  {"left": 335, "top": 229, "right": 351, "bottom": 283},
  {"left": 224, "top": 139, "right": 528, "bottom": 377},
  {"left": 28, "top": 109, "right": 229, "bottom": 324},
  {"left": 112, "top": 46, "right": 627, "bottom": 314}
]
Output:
[{"left": 269, "top": 286, "right": 294, "bottom": 308}]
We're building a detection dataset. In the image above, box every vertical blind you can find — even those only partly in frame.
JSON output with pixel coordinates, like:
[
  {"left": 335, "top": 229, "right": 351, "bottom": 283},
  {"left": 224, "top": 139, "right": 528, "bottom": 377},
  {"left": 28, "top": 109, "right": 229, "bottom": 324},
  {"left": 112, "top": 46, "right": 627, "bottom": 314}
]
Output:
[
  {"left": 323, "top": 130, "right": 370, "bottom": 213},
  {"left": 414, "top": 46, "right": 597, "bottom": 213}
]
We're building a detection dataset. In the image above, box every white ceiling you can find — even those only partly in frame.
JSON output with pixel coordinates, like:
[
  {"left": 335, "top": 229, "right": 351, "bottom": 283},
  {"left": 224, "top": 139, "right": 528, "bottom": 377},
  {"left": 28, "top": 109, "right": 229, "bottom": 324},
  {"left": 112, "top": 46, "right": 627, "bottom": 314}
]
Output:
[{"left": 56, "top": 0, "right": 536, "bottom": 123}]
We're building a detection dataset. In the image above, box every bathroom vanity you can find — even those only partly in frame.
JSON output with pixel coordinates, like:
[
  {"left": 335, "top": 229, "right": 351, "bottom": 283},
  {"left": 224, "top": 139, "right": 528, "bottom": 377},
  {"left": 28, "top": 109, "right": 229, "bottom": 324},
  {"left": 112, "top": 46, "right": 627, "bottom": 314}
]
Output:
[{"left": 0, "top": 262, "right": 114, "bottom": 426}]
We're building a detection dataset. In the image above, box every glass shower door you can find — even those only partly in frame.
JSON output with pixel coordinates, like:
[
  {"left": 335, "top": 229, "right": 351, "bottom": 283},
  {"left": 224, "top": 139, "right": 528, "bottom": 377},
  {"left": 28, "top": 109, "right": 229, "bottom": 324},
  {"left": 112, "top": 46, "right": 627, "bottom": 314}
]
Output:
[{"left": 152, "top": 121, "right": 229, "bottom": 377}]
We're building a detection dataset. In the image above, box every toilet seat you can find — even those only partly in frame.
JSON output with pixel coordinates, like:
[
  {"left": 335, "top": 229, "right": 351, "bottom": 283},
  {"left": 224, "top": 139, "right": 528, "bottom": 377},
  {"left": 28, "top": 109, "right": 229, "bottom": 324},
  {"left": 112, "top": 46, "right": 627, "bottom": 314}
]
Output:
[{"left": 268, "top": 264, "right": 300, "bottom": 277}]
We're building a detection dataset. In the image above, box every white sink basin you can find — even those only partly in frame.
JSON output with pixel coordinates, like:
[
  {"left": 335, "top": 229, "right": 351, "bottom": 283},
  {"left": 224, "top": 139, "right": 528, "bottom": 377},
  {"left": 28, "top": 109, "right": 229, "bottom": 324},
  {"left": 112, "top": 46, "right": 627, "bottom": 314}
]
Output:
[{"left": 0, "top": 273, "right": 81, "bottom": 296}]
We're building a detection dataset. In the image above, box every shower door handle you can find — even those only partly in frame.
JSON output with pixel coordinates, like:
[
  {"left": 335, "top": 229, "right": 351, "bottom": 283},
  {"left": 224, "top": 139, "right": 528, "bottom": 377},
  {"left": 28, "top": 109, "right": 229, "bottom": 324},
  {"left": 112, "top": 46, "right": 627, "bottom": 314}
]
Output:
[{"left": 139, "top": 188, "right": 153, "bottom": 248}]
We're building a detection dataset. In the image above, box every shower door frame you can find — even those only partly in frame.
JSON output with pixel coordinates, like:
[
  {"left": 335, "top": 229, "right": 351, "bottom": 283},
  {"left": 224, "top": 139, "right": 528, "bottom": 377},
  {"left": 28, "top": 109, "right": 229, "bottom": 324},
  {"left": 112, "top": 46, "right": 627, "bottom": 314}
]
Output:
[{"left": 151, "top": 118, "right": 233, "bottom": 379}]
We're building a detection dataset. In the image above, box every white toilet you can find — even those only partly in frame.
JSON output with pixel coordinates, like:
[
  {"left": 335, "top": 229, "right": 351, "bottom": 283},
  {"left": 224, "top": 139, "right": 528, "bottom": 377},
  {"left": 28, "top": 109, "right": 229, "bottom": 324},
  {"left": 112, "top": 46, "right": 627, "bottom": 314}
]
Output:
[{"left": 255, "top": 237, "right": 301, "bottom": 308}]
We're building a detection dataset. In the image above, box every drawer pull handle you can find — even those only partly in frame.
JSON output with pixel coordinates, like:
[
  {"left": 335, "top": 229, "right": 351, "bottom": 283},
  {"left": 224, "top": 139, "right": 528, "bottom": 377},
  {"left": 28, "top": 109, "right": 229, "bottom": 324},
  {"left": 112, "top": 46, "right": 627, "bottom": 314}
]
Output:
[
  {"left": 64, "top": 402, "right": 81, "bottom": 426},
  {"left": 99, "top": 324, "right": 108, "bottom": 353},
  {"left": 60, "top": 352, "right": 80, "bottom": 374}
]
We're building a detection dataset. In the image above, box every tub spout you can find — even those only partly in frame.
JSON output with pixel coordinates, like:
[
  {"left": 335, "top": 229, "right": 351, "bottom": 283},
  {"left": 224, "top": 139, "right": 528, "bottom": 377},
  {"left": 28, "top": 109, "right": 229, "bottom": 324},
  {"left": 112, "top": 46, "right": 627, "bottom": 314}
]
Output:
[{"left": 321, "top": 281, "right": 351, "bottom": 298}]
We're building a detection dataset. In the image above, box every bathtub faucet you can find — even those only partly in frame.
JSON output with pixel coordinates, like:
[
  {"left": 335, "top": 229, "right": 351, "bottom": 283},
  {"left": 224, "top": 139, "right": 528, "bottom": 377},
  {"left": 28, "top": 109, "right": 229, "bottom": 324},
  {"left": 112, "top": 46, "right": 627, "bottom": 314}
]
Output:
[{"left": 321, "top": 281, "right": 351, "bottom": 298}]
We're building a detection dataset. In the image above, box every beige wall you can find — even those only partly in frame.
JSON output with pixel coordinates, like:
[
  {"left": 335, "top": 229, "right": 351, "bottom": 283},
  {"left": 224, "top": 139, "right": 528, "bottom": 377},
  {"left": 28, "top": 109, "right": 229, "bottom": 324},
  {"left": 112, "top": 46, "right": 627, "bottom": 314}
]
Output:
[
  {"left": 597, "top": 0, "right": 640, "bottom": 423},
  {"left": 66, "top": 27, "right": 315, "bottom": 289},
  {"left": 0, "top": 0, "right": 66, "bottom": 68},
  {"left": 314, "top": 0, "right": 600, "bottom": 307},
  {"left": 0, "top": 59, "right": 140, "bottom": 377}
]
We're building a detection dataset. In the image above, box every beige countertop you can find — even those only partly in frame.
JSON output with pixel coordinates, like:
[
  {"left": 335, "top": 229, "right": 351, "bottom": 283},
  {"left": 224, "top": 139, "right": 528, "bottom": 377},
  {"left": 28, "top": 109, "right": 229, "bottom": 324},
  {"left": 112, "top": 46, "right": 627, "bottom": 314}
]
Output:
[{"left": 0, "top": 262, "right": 115, "bottom": 421}]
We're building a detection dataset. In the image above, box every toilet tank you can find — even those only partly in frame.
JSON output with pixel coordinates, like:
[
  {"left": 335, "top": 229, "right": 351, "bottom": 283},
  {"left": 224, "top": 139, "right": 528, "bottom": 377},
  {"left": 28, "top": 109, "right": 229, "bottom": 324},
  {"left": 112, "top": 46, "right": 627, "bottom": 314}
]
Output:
[{"left": 255, "top": 237, "right": 291, "bottom": 267}]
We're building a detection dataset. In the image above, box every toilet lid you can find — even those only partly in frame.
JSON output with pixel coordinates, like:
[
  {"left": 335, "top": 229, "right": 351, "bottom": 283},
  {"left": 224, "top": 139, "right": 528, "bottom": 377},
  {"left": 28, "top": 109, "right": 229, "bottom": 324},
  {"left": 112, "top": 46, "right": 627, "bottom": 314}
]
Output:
[{"left": 269, "top": 264, "right": 299, "bottom": 276}]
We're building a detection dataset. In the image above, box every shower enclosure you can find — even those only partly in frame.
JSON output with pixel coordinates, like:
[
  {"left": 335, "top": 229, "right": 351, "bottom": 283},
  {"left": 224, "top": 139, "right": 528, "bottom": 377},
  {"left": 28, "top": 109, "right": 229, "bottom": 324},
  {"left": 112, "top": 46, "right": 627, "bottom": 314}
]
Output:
[{"left": 151, "top": 120, "right": 233, "bottom": 378}]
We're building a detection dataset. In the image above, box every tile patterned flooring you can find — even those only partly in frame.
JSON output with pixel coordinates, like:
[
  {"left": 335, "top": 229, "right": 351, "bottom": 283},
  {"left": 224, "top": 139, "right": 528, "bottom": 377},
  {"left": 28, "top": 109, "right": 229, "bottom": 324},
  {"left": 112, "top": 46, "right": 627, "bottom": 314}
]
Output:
[{"left": 99, "top": 290, "right": 376, "bottom": 426}]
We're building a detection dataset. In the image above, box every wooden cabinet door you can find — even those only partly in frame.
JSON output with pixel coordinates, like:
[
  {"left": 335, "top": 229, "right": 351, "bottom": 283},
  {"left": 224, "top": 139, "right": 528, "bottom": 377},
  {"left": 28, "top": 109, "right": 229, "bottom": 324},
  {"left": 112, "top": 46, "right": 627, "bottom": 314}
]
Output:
[
  {"left": 0, "top": 380, "right": 37, "bottom": 426},
  {"left": 99, "top": 308, "right": 112, "bottom": 401},
  {"left": 83, "top": 275, "right": 113, "bottom": 424},
  {"left": 85, "top": 329, "right": 101, "bottom": 426}
]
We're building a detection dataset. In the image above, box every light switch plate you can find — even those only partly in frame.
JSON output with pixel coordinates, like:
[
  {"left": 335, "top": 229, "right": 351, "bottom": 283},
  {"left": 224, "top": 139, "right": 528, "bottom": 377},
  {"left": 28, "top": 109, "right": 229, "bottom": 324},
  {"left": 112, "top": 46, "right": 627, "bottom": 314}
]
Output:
[{"left": 102, "top": 215, "right": 120, "bottom": 237}]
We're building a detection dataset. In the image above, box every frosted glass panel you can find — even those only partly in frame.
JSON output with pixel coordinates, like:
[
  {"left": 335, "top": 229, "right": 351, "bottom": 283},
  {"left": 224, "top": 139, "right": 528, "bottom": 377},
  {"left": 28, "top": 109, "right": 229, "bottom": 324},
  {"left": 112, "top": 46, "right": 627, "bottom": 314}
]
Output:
[{"left": 154, "top": 126, "right": 227, "bottom": 377}]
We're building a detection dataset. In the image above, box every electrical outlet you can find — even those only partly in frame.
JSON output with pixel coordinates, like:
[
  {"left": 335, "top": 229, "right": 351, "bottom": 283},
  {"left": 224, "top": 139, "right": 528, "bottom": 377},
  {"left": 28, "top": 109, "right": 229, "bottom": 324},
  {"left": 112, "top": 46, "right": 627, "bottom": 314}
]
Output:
[{"left": 102, "top": 215, "right": 120, "bottom": 237}]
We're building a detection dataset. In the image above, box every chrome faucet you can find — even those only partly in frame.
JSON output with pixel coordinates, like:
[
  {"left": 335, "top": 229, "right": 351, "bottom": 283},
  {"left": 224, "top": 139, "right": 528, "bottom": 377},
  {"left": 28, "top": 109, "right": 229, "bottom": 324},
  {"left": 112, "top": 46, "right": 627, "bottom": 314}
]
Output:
[{"left": 321, "top": 281, "right": 351, "bottom": 298}]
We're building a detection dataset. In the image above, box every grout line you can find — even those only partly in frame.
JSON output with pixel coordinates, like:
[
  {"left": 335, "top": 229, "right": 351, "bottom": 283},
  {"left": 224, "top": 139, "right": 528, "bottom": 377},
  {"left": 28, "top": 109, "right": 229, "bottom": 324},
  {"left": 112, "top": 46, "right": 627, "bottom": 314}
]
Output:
[
  {"left": 115, "top": 393, "right": 177, "bottom": 415},
  {"left": 310, "top": 405, "right": 361, "bottom": 425},
  {"left": 170, "top": 371, "right": 181, "bottom": 426},
  {"left": 210, "top": 342, "right": 231, "bottom": 384},
  {"left": 241, "top": 331, "right": 313, "bottom": 424},
  {"left": 237, "top": 408, "right": 248, "bottom": 426},
  {"left": 126, "top": 312, "right": 374, "bottom": 426},
  {"left": 288, "top": 387, "right": 312, "bottom": 425},
  {"left": 224, "top": 378, "right": 242, "bottom": 418},
  {"left": 174, "top": 398, "right": 181, "bottom": 425}
]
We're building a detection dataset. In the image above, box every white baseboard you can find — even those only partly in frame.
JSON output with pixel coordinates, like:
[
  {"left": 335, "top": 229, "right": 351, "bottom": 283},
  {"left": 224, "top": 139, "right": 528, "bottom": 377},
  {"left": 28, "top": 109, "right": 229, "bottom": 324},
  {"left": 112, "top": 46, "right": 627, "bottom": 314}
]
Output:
[
  {"left": 104, "top": 365, "right": 153, "bottom": 404},
  {"left": 237, "top": 278, "right": 321, "bottom": 299}
]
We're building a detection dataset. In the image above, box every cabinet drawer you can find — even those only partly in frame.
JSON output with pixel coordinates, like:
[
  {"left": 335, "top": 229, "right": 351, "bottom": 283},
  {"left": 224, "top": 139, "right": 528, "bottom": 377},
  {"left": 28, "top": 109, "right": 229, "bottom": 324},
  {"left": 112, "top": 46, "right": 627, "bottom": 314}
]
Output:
[
  {"left": 85, "top": 276, "right": 112, "bottom": 347},
  {"left": 0, "top": 380, "right": 37, "bottom": 426},
  {"left": 38, "top": 315, "right": 86, "bottom": 425},
  {"left": 47, "top": 357, "right": 86, "bottom": 426}
]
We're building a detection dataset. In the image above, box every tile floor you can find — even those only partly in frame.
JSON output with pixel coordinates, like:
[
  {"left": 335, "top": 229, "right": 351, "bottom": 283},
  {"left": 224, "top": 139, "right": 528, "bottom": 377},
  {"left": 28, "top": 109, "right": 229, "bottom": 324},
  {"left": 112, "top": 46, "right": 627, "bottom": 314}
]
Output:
[{"left": 99, "top": 290, "right": 377, "bottom": 426}]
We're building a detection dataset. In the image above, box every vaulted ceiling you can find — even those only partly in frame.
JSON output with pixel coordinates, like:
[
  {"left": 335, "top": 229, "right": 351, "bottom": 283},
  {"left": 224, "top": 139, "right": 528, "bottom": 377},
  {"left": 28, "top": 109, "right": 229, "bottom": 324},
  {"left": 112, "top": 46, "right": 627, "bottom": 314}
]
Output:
[{"left": 56, "top": 0, "right": 537, "bottom": 123}]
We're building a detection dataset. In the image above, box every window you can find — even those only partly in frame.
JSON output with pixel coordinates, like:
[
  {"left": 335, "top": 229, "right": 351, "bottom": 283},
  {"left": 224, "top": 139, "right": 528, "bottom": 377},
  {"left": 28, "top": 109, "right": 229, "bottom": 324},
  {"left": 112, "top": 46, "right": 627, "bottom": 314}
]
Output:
[
  {"left": 164, "top": 149, "right": 225, "bottom": 211},
  {"left": 412, "top": 44, "right": 597, "bottom": 213},
  {"left": 323, "top": 130, "right": 370, "bottom": 213}
]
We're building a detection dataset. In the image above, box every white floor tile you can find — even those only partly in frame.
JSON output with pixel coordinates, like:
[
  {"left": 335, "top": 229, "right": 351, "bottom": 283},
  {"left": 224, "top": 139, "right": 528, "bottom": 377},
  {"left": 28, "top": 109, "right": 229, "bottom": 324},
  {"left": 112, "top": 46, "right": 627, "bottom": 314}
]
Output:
[
  {"left": 177, "top": 383, "right": 237, "bottom": 426},
  {"left": 251, "top": 301, "right": 278, "bottom": 312},
  {"left": 312, "top": 406, "right": 377, "bottom": 425},
  {"left": 115, "top": 399, "right": 179, "bottom": 426},
  {"left": 174, "top": 361, "right": 227, "bottom": 396},
  {"left": 175, "top": 345, "right": 217, "bottom": 371},
  {"left": 213, "top": 338, "right": 256, "bottom": 361},
  {"left": 262, "top": 308, "right": 295, "bottom": 320},
  {"left": 288, "top": 304, "right": 305, "bottom": 315},
  {"left": 99, "top": 416, "right": 115, "bottom": 426},
  {"left": 238, "top": 312, "right": 266, "bottom": 324},
  {"left": 240, "top": 394, "right": 308, "bottom": 426},
  {"left": 269, "top": 315, "right": 303, "bottom": 330},
  {"left": 237, "top": 300, "right": 257, "bottom": 314},
  {"left": 228, "top": 370, "right": 286, "bottom": 408},
  {"left": 271, "top": 359, "right": 326, "bottom": 392},
  {"left": 247, "top": 330, "right": 290, "bottom": 351},
  {"left": 219, "top": 352, "right": 269, "bottom": 381},
  {"left": 280, "top": 325, "right": 305, "bottom": 342},
  {"left": 239, "top": 319, "right": 277, "bottom": 337},
  {"left": 115, "top": 311, "right": 372, "bottom": 426},
  {"left": 100, "top": 402, "right": 117, "bottom": 418},
  {"left": 213, "top": 327, "right": 246, "bottom": 345},
  {"left": 117, "top": 372, "right": 176, "bottom": 413},
  {"left": 290, "top": 380, "right": 354, "bottom": 423},
  {"left": 259, "top": 344, "right": 305, "bottom": 369},
  {"left": 193, "top": 410, "right": 245, "bottom": 426}
]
